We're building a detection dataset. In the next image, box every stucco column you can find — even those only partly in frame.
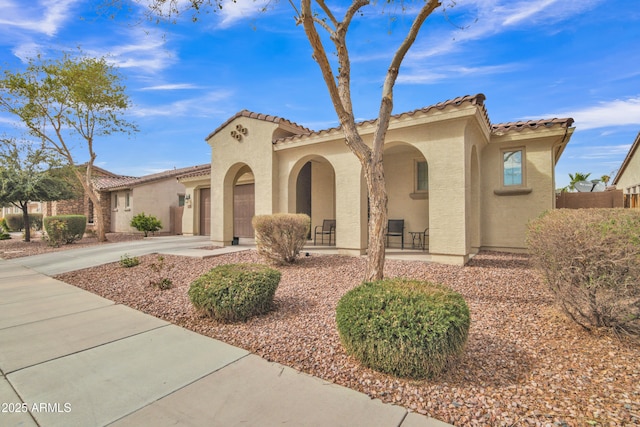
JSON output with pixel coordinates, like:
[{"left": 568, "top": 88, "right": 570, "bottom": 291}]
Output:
[{"left": 334, "top": 156, "right": 367, "bottom": 255}]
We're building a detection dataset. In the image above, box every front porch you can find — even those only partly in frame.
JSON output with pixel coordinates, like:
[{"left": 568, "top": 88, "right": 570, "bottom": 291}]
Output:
[{"left": 234, "top": 238, "right": 434, "bottom": 263}]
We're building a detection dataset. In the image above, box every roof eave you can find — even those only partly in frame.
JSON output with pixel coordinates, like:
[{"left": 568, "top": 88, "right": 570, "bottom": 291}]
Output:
[{"left": 612, "top": 131, "right": 640, "bottom": 185}]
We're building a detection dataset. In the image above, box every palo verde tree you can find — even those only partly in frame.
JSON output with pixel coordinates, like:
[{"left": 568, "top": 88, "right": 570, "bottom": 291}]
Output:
[
  {"left": 0, "top": 138, "right": 77, "bottom": 242},
  {"left": 0, "top": 53, "right": 137, "bottom": 241},
  {"left": 135, "top": 0, "right": 444, "bottom": 281}
]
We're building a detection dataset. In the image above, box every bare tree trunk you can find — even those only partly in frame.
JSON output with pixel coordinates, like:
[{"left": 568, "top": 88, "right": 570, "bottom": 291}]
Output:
[
  {"left": 72, "top": 167, "right": 107, "bottom": 242},
  {"left": 88, "top": 190, "right": 106, "bottom": 241},
  {"left": 20, "top": 203, "right": 31, "bottom": 242},
  {"left": 364, "top": 159, "right": 388, "bottom": 281}
]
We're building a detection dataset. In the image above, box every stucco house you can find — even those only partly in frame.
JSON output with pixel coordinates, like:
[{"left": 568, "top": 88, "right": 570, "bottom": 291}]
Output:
[
  {"left": 612, "top": 131, "right": 640, "bottom": 208},
  {"left": 96, "top": 164, "right": 210, "bottom": 234},
  {"left": 180, "top": 94, "right": 574, "bottom": 265},
  {"left": 43, "top": 165, "right": 120, "bottom": 232}
]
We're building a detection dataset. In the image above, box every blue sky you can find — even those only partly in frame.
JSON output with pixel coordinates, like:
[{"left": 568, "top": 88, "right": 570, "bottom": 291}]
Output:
[{"left": 0, "top": 0, "right": 638, "bottom": 188}]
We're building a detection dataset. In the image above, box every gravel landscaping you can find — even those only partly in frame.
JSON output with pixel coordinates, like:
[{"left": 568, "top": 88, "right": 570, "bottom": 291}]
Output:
[
  {"left": 46, "top": 248, "right": 640, "bottom": 426},
  {"left": 0, "top": 232, "right": 144, "bottom": 259}
]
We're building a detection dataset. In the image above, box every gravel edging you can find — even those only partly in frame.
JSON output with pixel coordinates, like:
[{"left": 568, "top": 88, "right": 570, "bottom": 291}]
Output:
[{"left": 52, "top": 250, "right": 640, "bottom": 426}]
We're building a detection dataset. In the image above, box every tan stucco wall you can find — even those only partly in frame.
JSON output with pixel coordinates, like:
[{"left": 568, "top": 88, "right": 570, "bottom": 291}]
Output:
[
  {"left": 480, "top": 129, "right": 571, "bottom": 251},
  {"left": 383, "top": 147, "right": 429, "bottom": 246},
  {"left": 111, "top": 179, "right": 185, "bottom": 233},
  {"left": 179, "top": 176, "right": 209, "bottom": 235},
  {"left": 616, "top": 146, "right": 640, "bottom": 192},
  {"left": 208, "top": 118, "right": 281, "bottom": 245}
]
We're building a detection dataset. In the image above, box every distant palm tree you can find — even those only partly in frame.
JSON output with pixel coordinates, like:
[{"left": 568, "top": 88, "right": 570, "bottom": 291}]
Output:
[
  {"left": 600, "top": 174, "right": 610, "bottom": 186},
  {"left": 568, "top": 172, "right": 591, "bottom": 191}
]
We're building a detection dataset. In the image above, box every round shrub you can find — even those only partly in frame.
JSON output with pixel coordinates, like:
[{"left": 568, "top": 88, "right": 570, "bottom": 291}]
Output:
[
  {"left": 188, "top": 263, "right": 281, "bottom": 323},
  {"left": 43, "top": 215, "right": 86, "bottom": 246},
  {"left": 527, "top": 208, "right": 640, "bottom": 336},
  {"left": 336, "top": 279, "right": 470, "bottom": 379}
]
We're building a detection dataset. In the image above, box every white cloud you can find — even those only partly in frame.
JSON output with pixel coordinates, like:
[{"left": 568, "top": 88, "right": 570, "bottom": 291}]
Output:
[
  {"left": 546, "top": 97, "right": 640, "bottom": 130},
  {"left": 139, "top": 83, "right": 199, "bottom": 91},
  {"left": 570, "top": 144, "right": 632, "bottom": 160},
  {"left": 85, "top": 27, "right": 177, "bottom": 73},
  {"left": 131, "top": 90, "right": 234, "bottom": 118},
  {"left": 410, "top": 0, "right": 603, "bottom": 60},
  {"left": 398, "top": 63, "right": 519, "bottom": 84},
  {"left": 217, "top": 0, "right": 272, "bottom": 29},
  {"left": 0, "top": 0, "right": 80, "bottom": 37}
]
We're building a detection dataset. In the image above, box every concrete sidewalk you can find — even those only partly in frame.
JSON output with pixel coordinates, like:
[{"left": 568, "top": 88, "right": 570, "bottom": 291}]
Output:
[{"left": 1, "top": 237, "right": 452, "bottom": 427}]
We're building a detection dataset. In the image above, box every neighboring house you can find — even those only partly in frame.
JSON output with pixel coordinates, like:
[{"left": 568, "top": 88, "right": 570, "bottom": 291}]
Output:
[
  {"left": 95, "top": 164, "right": 210, "bottom": 234},
  {"left": 43, "top": 165, "right": 120, "bottom": 232},
  {"left": 612, "top": 131, "right": 640, "bottom": 208},
  {"left": 2, "top": 202, "right": 42, "bottom": 217},
  {"left": 180, "top": 94, "right": 575, "bottom": 265}
]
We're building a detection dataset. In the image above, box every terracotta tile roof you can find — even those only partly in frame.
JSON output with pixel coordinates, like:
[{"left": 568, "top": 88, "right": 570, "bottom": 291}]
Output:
[
  {"left": 491, "top": 117, "right": 575, "bottom": 134},
  {"left": 95, "top": 164, "right": 211, "bottom": 191},
  {"left": 612, "top": 131, "right": 640, "bottom": 186},
  {"left": 205, "top": 110, "right": 312, "bottom": 141},
  {"left": 176, "top": 164, "right": 212, "bottom": 181},
  {"left": 274, "top": 94, "right": 489, "bottom": 145}
]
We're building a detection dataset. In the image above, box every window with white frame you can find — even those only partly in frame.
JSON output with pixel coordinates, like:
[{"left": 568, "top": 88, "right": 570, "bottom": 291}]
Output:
[
  {"left": 502, "top": 149, "right": 524, "bottom": 186},
  {"left": 113, "top": 194, "right": 118, "bottom": 209},
  {"left": 125, "top": 192, "right": 131, "bottom": 209}
]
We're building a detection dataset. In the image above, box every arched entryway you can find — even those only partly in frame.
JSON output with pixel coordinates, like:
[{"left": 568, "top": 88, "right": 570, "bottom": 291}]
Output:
[
  {"left": 383, "top": 142, "right": 430, "bottom": 249},
  {"left": 232, "top": 166, "right": 255, "bottom": 238},
  {"left": 288, "top": 156, "right": 336, "bottom": 240}
]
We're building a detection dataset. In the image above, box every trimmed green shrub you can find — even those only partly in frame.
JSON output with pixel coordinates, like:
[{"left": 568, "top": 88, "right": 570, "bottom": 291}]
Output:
[
  {"left": 336, "top": 279, "right": 470, "bottom": 379},
  {"left": 252, "top": 213, "right": 310, "bottom": 264},
  {"left": 0, "top": 217, "right": 8, "bottom": 232},
  {"left": 4, "top": 213, "right": 42, "bottom": 231},
  {"left": 43, "top": 215, "right": 86, "bottom": 246},
  {"left": 120, "top": 253, "right": 140, "bottom": 268},
  {"left": 5, "top": 214, "right": 23, "bottom": 231},
  {"left": 189, "top": 263, "right": 281, "bottom": 322},
  {"left": 130, "top": 212, "right": 162, "bottom": 237},
  {"left": 527, "top": 208, "right": 640, "bottom": 337}
]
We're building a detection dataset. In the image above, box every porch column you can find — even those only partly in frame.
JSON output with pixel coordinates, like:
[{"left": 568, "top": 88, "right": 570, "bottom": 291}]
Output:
[{"left": 334, "top": 156, "right": 367, "bottom": 255}]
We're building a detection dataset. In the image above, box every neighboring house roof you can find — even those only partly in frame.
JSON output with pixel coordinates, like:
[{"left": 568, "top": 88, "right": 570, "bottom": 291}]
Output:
[
  {"left": 205, "top": 110, "right": 312, "bottom": 141},
  {"left": 177, "top": 164, "right": 212, "bottom": 181},
  {"left": 95, "top": 164, "right": 211, "bottom": 191},
  {"left": 612, "top": 131, "right": 640, "bottom": 186}
]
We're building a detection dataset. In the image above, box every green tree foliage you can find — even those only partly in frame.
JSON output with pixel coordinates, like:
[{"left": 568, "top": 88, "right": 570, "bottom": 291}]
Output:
[
  {"left": 0, "top": 53, "right": 137, "bottom": 241},
  {"left": 567, "top": 172, "right": 592, "bottom": 192},
  {"left": 0, "top": 139, "right": 77, "bottom": 242}
]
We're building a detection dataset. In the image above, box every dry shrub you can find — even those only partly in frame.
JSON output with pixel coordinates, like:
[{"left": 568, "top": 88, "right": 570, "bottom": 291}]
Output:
[
  {"left": 527, "top": 208, "right": 640, "bottom": 337},
  {"left": 252, "top": 213, "right": 310, "bottom": 264}
]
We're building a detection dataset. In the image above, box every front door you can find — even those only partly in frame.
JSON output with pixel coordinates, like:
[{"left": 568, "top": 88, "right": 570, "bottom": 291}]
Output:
[
  {"left": 199, "top": 188, "right": 211, "bottom": 236},
  {"left": 234, "top": 183, "right": 255, "bottom": 238}
]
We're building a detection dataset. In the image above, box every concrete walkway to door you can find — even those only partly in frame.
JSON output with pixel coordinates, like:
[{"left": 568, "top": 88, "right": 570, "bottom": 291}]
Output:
[{"left": 1, "top": 235, "right": 452, "bottom": 427}]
